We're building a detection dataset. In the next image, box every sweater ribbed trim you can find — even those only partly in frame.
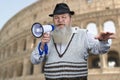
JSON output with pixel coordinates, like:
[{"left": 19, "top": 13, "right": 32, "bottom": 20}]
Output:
[{"left": 44, "top": 61, "right": 88, "bottom": 79}]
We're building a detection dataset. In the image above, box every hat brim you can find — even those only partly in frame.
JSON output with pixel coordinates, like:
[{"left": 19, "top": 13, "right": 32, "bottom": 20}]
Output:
[{"left": 49, "top": 11, "right": 74, "bottom": 17}]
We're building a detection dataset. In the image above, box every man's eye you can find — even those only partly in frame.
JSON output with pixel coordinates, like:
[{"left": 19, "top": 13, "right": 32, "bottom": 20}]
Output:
[
  {"left": 62, "top": 16, "right": 66, "bottom": 18},
  {"left": 54, "top": 17, "right": 58, "bottom": 19}
]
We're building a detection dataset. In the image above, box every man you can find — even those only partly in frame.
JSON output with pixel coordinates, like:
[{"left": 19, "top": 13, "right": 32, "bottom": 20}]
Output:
[{"left": 31, "top": 3, "right": 115, "bottom": 80}]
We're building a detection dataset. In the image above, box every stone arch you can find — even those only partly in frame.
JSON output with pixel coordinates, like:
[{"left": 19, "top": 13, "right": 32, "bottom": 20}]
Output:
[
  {"left": 103, "top": 20, "right": 116, "bottom": 44},
  {"left": 13, "top": 42, "right": 17, "bottom": 53},
  {"left": 0, "top": 68, "right": 2, "bottom": 78},
  {"left": 103, "top": 18, "right": 116, "bottom": 25},
  {"left": 4, "top": 46, "right": 8, "bottom": 58},
  {"left": 86, "top": 22, "right": 98, "bottom": 35},
  {"left": 16, "top": 62, "right": 23, "bottom": 77},
  {"left": 12, "top": 62, "right": 23, "bottom": 77},
  {"left": 7, "top": 65, "right": 14, "bottom": 78},
  {"left": 0, "top": 50, "right": 2, "bottom": 60},
  {"left": 0, "top": 48, "right": 3, "bottom": 60},
  {"left": 102, "top": 18, "right": 117, "bottom": 30},
  {"left": 88, "top": 54, "right": 100, "bottom": 69},
  {"left": 107, "top": 50, "right": 119, "bottom": 67},
  {"left": 28, "top": 60, "right": 34, "bottom": 75},
  {"left": 2, "top": 67, "right": 7, "bottom": 79},
  {"left": 2, "top": 48, "right": 5, "bottom": 59},
  {"left": 84, "top": 20, "right": 97, "bottom": 28},
  {"left": 7, "top": 46, "right": 11, "bottom": 57},
  {"left": 20, "top": 39, "right": 27, "bottom": 51},
  {"left": 31, "top": 37, "right": 37, "bottom": 49},
  {"left": 23, "top": 39, "right": 27, "bottom": 51},
  {"left": 33, "top": 38, "right": 36, "bottom": 47},
  {"left": 103, "top": 20, "right": 116, "bottom": 33}
]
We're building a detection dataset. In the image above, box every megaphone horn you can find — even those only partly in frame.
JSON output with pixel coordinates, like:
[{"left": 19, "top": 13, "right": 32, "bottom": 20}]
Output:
[{"left": 31, "top": 23, "right": 55, "bottom": 38}]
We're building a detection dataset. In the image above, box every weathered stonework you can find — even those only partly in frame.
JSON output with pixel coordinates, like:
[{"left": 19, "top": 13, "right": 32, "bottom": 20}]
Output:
[{"left": 0, "top": 0, "right": 120, "bottom": 80}]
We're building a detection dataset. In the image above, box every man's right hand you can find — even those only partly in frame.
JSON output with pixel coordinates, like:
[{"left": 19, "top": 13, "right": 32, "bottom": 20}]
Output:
[{"left": 40, "top": 33, "right": 50, "bottom": 50}]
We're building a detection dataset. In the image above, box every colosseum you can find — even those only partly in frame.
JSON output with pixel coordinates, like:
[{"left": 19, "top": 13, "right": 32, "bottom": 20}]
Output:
[{"left": 0, "top": 0, "right": 120, "bottom": 80}]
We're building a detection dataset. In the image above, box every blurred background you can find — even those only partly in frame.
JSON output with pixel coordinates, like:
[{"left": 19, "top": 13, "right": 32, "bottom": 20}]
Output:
[{"left": 0, "top": 0, "right": 120, "bottom": 80}]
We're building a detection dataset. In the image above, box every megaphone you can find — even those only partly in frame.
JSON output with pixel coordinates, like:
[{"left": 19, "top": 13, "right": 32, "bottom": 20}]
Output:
[{"left": 31, "top": 23, "right": 55, "bottom": 38}]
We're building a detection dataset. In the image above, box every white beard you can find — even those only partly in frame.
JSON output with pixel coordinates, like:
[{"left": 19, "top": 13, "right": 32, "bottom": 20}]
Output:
[{"left": 52, "top": 26, "right": 72, "bottom": 45}]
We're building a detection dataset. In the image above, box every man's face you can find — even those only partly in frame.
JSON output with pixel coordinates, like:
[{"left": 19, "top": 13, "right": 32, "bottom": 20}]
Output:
[
  {"left": 53, "top": 13, "right": 71, "bottom": 28},
  {"left": 52, "top": 13, "right": 72, "bottom": 44}
]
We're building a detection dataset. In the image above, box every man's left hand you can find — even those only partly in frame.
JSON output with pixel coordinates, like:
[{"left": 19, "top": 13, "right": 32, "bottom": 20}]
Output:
[{"left": 95, "top": 32, "right": 116, "bottom": 41}]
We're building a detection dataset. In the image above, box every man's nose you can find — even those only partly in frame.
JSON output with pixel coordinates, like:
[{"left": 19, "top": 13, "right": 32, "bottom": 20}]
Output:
[{"left": 58, "top": 17, "right": 64, "bottom": 22}]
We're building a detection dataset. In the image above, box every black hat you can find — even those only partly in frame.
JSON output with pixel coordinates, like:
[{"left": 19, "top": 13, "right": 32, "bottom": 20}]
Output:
[{"left": 49, "top": 3, "right": 75, "bottom": 17}]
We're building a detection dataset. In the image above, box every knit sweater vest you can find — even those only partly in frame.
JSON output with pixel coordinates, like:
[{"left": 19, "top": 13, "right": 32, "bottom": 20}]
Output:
[{"left": 44, "top": 29, "right": 88, "bottom": 79}]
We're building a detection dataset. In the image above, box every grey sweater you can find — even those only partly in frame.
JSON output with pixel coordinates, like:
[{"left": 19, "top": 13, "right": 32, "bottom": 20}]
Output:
[{"left": 31, "top": 28, "right": 110, "bottom": 79}]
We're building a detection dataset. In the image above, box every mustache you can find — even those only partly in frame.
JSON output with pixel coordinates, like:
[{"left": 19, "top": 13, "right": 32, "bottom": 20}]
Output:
[{"left": 56, "top": 24, "right": 65, "bottom": 26}]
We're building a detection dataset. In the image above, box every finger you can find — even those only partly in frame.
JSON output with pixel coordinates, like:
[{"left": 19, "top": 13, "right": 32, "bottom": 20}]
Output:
[
  {"left": 44, "top": 33, "right": 50, "bottom": 37},
  {"left": 101, "top": 32, "right": 113, "bottom": 38},
  {"left": 109, "top": 35, "right": 116, "bottom": 39},
  {"left": 107, "top": 32, "right": 114, "bottom": 34}
]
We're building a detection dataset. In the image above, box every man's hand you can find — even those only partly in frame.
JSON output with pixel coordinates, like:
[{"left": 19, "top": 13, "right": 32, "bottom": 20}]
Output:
[
  {"left": 95, "top": 32, "right": 116, "bottom": 41},
  {"left": 40, "top": 33, "right": 50, "bottom": 50}
]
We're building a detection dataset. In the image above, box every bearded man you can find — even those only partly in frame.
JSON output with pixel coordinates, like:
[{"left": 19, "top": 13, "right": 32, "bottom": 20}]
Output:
[{"left": 31, "top": 3, "right": 115, "bottom": 80}]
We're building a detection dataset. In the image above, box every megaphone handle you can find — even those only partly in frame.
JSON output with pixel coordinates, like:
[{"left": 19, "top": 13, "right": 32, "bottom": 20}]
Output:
[
  {"left": 44, "top": 43, "right": 48, "bottom": 55},
  {"left": 38, "top": 43, "right": 48, "bottom": 56}
]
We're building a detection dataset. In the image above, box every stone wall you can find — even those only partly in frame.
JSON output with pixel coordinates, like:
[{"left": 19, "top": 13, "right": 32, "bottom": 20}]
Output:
[{"left": 0, "top": 0, "right": 120, "bottom": 80}]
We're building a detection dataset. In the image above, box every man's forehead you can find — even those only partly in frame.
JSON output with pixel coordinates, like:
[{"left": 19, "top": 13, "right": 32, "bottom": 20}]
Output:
[{"left": 53, "top": 13, "right": 70, "bottom": 17}]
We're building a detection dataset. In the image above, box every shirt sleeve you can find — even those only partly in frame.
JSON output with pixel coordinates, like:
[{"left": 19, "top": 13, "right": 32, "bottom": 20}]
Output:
[
  {"left": 87, "top": 32, "right": 111, "bottom": 55},
  {"left": 31, "top": 42, "right": 45, "bottom": 64}
]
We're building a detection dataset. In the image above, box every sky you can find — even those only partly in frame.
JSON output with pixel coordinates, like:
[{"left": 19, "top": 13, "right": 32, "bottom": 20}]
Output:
[{"left": 0, "top": 0, "right": 38, "bottom": 30}]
